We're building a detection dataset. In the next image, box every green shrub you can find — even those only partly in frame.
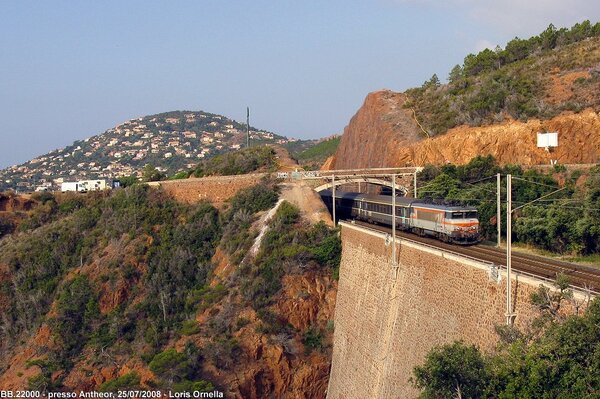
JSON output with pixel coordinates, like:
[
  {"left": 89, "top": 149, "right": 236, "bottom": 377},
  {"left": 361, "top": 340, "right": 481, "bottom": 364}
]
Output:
[
  {"left": 149, "top": 349, "right": 189, "bottom": 386},
  {"left": 412, "top": 342, "right": 489, "bottom": 399},
  {"left": 225, "top": 180, "right": 279, "bottom": 219},
  {"left": 235, "top": 317, "right": 250, "bottom": 330},
  {"left": 193, "top": 146, "right": 276, "bottom": 177},
  {"left": 50, "top": 275, "right": 99, "bottom": 358},
  {"left": 302, "top": 327, "right": 324, "bottom": 353},
  {"left": 186, "top": 284, "right": 227, "bottom": 312},
  {"left": 255, "top": 309, "right": 289, "bottom": 335},
  {"left": 99, "top": 372, "right": 141, "bottom": 392},
  {"left": 179, "top": 320, "right": 201, "bottom": 336},
  {"left": 172, "top": 379, "right": 215, "bottom": 393},
  {"left": 413, "top": 296, "right": 600, "bottom": 398}
]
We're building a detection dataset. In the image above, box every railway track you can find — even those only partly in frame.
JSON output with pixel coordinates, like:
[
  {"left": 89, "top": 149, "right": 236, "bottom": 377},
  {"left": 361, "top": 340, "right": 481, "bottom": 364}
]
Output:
[{"left": 348, "top": 220, "right": 600, "bottom": 294}]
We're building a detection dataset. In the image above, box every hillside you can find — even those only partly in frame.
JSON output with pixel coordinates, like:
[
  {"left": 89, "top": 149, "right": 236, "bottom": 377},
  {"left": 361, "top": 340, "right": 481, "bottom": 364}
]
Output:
[
  {"left": 0, "top": 110, "right": 308, "bottom": 192},
  {"left": 292, "top": 136, "right": 341, "bottom": 170},
  {"left": 328, "top": 22, "right": 600, "bottom": 170},
  {"left": 0, "top": 181, "right": 340, "bottom": 397}
]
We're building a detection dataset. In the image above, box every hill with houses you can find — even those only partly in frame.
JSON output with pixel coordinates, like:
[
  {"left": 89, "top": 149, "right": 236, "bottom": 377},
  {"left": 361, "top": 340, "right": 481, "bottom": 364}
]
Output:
[{"left": 0, "top": 110, "right": 302, "bottom": 192}]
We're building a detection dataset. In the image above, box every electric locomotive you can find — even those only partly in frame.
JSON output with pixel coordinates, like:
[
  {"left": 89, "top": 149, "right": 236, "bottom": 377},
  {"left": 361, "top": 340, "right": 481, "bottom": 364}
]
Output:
[{"left": 320, "top": 190, "right": 481, "bottom": 244}]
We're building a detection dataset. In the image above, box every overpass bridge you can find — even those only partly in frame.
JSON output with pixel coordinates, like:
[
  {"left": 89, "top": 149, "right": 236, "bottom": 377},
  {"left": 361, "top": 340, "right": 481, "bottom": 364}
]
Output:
[
  {"left": 277, "top": 167, "right": 422, "bottom": 196},
  {"left": 277, "top": 167, "right": 422, "bottom": 229}
]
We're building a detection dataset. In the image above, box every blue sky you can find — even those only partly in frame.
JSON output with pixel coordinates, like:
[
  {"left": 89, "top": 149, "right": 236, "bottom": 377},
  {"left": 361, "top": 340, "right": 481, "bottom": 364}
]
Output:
[{"left": 1, "top": 0, "right": 598, "bottom": 168}]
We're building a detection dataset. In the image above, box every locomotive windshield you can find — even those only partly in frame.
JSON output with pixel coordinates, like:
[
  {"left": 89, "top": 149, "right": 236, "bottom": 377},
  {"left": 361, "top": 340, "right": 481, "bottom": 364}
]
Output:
[{"left": 451, "top": 211, "right": 478, "bottom": 219}]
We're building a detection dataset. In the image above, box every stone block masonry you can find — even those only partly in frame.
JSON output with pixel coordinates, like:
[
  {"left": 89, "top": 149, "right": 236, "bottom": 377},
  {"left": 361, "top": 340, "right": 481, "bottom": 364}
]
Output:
[
  {"left": 147, "top": 173, "right": 267, "bottom": 205},
  {"left": 326, "top": 222, "right": 588, "bottom": 399}
]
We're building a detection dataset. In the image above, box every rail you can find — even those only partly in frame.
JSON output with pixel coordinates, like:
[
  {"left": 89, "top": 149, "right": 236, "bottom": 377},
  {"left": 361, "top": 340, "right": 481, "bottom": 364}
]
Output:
[
  {"left": 342, "top": 220, "right": 599, "bottom": 296},
  {"left": 342, "top": 220, "right": 495, "bottom": 267}
]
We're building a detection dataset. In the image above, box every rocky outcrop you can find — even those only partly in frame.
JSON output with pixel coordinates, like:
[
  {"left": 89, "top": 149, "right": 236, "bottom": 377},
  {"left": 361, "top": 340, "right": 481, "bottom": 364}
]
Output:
[
  {"left": 0, "top": 194, "right": 35, "bottom": 212},
  {"left": 330, "top": 90, "right": 422, "bottom": 169},
  {"left": 398, "top": 109, "right": 600, "bottom": 166},
  {"left": 327, "top": 89, "right": 600, "bottom": 169}
]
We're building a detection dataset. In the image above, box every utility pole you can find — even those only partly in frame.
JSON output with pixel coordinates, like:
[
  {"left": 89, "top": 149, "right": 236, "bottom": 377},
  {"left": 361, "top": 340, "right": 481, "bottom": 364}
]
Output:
[
  {"left": 505, "top": 177, "right": 566, "bottom": 325},
  {"left": 506, "top": 174, "right": 514, "bottom": 326},
  {"left": 413, "top": 171, "right": 418, "bottom": 198},
  {"left": 392, "top": 174, "right": 397, "bottom": 269},
  {"left": 332, "top": 174, "right": 336, "bottom": 227},
  {"left": 497, "top": 173, "right": 501, "bottom": 247},
  {"left": 246, "top": 107, "right": 250, "bottom": 148}
]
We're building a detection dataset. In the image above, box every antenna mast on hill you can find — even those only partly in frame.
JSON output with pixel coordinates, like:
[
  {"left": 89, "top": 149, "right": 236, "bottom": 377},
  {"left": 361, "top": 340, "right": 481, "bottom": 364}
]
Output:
[{"left": 246, "top": 107, "right": 250, "bottom": 148}]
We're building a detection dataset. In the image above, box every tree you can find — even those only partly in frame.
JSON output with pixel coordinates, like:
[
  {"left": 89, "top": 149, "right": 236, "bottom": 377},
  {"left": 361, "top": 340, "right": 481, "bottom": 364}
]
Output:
[
  {"left": 418, "top": 173, "right": 461, "bottom": 199},
  {"left": 530, "top": 273, "right": 574, "bottom": 323},
  {"left": 413, "top": 294, "right": 600, "bottom": 398},
  {"left": 149, "top": 349, "right": 189, "bottom": 387},
  {"left": 456, "top": 155, "right": 499, "bottom": 182},
  {"left": 50, "top": 275, "right": 98, "bottom": 358},
  {"left": 412, "top": 341, "right": 489, "bottom": 399},
  {"left": 423, "top": 74, "right": 441, "bottom": 89},
  {"left": 448, "top": 65, "right": 463, "bottom": 83},
  {"left": 142, "top": 164, "right": 165, "bottom": 182},
  {"left": 539, "top": 23, "right": 558, "bottom": 50},
  {"left": 118, "top": 175, "right": 138, "bottom": 187}
]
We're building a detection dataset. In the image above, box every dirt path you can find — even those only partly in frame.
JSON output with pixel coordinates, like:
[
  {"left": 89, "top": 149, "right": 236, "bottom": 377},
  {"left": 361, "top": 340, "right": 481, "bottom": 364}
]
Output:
[
  {"left": 280, "top": 182, "right": 332, "bottom": 226},
  {"left": 271, "top": 144, "right": 302, "bottom": 172}
]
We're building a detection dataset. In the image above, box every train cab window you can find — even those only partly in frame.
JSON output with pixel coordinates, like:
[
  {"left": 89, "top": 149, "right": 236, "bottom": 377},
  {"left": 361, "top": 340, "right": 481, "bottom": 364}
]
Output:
[
  {"left": 451, "top": 212, "right": 464, "bottom": 219},
  {"left": 466, "top": 211, "right": 478, "bottom": 219}
]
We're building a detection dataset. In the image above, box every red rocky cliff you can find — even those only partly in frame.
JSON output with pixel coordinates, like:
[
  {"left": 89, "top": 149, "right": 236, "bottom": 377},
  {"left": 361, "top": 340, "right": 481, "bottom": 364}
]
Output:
[
  {"left": 330, "top": 90, "right": 422, "bottom": 169},
  {"left": 327, "top": 90, "right": 600, "bottom": 169}
]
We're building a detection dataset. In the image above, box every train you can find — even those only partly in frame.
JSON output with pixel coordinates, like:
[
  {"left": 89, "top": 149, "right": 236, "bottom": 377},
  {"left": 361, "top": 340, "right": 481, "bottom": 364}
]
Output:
[{"left": 320, "top": 190, "right": 481, "bottom": 244}]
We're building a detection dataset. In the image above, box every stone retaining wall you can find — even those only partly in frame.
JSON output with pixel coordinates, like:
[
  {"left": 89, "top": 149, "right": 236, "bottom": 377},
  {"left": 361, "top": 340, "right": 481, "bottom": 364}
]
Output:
[
  {"left": 148, "top": 173, "right": 267, "bottom": 205},
  {"left": 326, "top": 223, "right": 587, "bottom": 399}
]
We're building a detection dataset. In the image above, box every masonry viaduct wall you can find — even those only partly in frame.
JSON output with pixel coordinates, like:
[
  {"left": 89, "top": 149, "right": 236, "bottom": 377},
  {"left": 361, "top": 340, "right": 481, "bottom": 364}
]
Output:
[
  {"left": 326, "top": 222, "right": 583, "bottom": 399},
  {"left": 147, "top": 173, "right": 267, "bottom": 205}
]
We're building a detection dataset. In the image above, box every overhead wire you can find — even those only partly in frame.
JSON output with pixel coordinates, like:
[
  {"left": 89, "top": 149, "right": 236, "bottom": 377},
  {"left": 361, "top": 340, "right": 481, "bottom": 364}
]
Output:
[{"left": 511, "top": 176, "right": 561, "bottom": 189}]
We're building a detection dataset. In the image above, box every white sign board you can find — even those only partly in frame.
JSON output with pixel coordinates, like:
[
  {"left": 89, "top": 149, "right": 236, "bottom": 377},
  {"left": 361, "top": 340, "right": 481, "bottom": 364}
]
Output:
[{"left": 537, "top": 132, "right": 558, "bottom": 148}]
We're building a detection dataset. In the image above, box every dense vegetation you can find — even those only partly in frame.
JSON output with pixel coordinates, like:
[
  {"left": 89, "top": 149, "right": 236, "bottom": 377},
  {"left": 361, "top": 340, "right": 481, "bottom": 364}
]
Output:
[
  {"left": 405, "top": 21, "right": 600, "bottom": 135},
  {"left": 241, "top": 201, "right": 341, "bottom": 310},
  {"left": 417, "top": 156, "right": 600, "bottom": 256},
  {"left": 191, "top": 146, "right": 277, "bottom": 178},
  {"left": 0, "top": 179, "right": 341, "bottom": 391},
  {"left": 292, "top": 137, "right": 340, "bottom": 170},
  {"left": 283, "top": 138, "right": 320, "bottom": 159},
  {"left": 115, "top": 146, "right": 278, "bottom": 183},
  {"left": 413, "top": 280, "right": 600, "bottom": 398},
  {"left": 1, "top": 186, "right": 222, "bottom": 387}
]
